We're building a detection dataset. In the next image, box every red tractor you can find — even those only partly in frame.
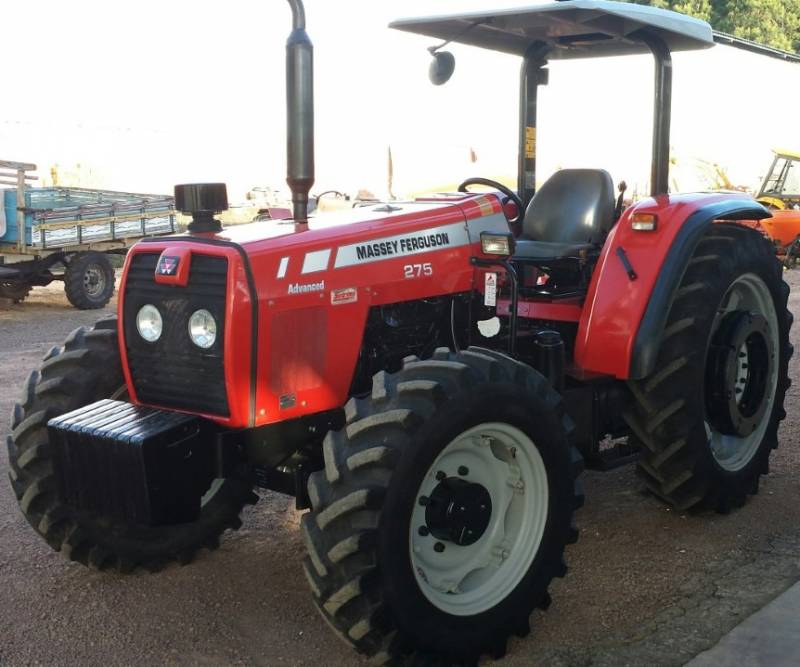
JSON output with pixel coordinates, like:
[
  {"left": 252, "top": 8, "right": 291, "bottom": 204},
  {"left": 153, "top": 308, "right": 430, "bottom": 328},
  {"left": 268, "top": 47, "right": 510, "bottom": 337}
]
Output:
[{"left": 8, "top": 1, "right": 793, "bottom": 664}]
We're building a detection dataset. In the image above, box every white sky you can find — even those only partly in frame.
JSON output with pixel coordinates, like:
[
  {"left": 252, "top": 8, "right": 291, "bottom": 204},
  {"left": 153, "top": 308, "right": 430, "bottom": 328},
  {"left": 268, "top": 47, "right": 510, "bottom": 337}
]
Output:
[{"left": 1, "top": 0, "right": 798, "bottom": 201}]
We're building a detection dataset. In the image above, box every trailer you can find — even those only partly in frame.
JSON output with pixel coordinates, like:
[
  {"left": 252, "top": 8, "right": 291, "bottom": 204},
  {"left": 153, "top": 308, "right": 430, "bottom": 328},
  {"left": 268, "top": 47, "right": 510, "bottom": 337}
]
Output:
[{"left": 0, "top": 160, "right": 178, "bottom": 308}]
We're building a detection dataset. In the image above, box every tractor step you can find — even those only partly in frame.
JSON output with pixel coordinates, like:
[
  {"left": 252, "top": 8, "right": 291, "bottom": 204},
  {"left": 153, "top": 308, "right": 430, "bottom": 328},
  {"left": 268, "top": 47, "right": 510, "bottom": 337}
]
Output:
[{"left": 47, "top": 399, "right": 214, "bottom": 526}]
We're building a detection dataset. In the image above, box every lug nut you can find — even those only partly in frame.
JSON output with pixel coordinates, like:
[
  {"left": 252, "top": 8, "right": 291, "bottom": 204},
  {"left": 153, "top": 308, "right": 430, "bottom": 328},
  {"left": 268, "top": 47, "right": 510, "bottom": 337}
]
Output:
[
  {"left": 434, "top": 542, "right": 445, "bottom": 553},
  {"left": 418, "top": 496, "right": 430, "bottom": 506},
  {"left": 458, "top": 466, "right": 469, "bottom": 476},
  {"left": 436, "top": 471, "right": 447, "bottom": 481},
  {"left": 418, "top": 525, "right": 429, "bottom": 536}
]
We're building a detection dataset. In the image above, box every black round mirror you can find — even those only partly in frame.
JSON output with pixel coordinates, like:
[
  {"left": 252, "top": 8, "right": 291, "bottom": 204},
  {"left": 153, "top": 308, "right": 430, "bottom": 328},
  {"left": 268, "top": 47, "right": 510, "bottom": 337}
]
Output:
[{"left": 429, "top": 51, "right": 455, "bottom": 86}]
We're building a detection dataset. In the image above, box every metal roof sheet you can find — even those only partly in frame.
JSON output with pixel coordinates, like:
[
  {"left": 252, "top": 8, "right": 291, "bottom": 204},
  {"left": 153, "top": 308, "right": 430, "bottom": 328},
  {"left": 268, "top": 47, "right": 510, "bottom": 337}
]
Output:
[{"left": 390, "top": 0, "right": 715, "bottom": 59}]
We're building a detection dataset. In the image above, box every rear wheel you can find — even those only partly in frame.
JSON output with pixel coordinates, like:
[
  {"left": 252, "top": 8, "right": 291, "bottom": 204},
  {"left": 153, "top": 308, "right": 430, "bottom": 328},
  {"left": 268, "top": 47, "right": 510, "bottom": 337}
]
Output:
[
  {"left": 301, "top": 347, "right": 583, "bottom": 664},
  {"left": 7, "top": 316, "right": 257, "bottom": 571},
  {"left": 626, "top": 224, "right": 793, "bottom": 512},
  {"left": 64, "top": 251, "right": 115, "bottom": 309}
]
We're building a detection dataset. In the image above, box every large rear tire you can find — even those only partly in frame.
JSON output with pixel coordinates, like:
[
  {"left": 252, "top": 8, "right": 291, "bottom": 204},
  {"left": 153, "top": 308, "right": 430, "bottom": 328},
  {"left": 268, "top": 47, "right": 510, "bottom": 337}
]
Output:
[
  {"left": 301, "top": 347, "right": 583, "bottom": 664},
  {"left": 626, "top": 224, "right": 793, "bottom": 512},
  {"left": 7, "top": 316, "right": 257, "bottom": 571}
]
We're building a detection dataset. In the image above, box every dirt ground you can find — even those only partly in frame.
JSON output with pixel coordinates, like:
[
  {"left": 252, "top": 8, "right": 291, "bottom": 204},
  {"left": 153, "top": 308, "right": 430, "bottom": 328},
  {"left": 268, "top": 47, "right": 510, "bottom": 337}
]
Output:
[{"left": 0, "top": 272, "right": 798, "bottom": 667}]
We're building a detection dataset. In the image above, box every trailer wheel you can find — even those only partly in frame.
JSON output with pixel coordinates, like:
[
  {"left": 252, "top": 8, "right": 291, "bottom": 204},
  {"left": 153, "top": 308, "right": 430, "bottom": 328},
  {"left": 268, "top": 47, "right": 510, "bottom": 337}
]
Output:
[
  {"left": 7, "top": 316, "right": 257, "bottom": 572},
  {"left": 302, "top": 347, "right": 583, "bottom": 664},
  {"left": 626, "top": 224, "right": 793, "bottom": 512},
  {"left": 0, "top": 282, "right": 32, "bottom": 303},
  {"left": 64, "top": 251, "right": 115, "bottom": 309}
]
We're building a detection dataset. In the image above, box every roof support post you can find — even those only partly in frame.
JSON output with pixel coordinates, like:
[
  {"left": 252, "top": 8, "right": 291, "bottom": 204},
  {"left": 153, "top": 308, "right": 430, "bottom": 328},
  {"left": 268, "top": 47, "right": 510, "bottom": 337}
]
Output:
[
  {"left": 517, "top": 43, "right": 549, "bottom": 209},
  {"left": 636, "top": 30, "right": 672, "bottom": 197}
]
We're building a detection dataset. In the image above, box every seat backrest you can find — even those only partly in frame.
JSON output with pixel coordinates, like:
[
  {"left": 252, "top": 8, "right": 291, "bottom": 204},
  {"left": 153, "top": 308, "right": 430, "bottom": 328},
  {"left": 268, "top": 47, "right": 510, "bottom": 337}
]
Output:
[{"left": 521, "top": 168, "right": 616, "bottom": 244}]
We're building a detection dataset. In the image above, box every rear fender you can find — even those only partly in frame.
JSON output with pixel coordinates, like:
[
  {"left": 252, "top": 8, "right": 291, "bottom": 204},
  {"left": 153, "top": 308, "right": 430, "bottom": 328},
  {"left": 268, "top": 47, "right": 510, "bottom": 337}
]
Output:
[{"left": 574, "top": 194, "right": 770, "bottom": 380}]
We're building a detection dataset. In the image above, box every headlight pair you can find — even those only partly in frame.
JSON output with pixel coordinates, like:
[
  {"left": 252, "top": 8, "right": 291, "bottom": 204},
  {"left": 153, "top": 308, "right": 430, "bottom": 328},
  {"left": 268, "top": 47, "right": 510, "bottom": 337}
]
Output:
[{"left": 135, "top": 304, "right": 217, "bottom": 349}]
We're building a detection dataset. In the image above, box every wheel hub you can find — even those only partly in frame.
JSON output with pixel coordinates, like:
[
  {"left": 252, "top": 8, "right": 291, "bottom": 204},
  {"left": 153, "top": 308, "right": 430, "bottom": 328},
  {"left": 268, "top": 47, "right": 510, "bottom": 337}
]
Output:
[
  {"left": 409, "top": 422, "right": 549, "bottom": 616},
  {"left": 706, "top": 311, "right": 773, "bottom": 438},
  {"left": 424, "top": 477, "right": 492, "bottom": 547},
  {"left": 84, "top": 265, "right": 106, "bottom": 298}
]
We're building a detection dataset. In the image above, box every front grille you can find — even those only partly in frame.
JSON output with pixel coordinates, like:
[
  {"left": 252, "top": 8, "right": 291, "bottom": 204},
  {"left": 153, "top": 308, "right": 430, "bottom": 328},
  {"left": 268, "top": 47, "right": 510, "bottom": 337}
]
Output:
[{"left": 123, "top": 252, "right": 229, "bottom": 416}]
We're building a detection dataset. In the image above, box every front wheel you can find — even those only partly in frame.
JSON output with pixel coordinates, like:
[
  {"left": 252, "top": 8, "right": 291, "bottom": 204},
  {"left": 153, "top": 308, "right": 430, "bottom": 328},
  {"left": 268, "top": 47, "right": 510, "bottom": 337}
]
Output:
[
  {"left": 7, "top": 316, "right": 257, "bottom": 571},
  {"left": 302, "top": 348, "right": 583, "bottom": 664}
]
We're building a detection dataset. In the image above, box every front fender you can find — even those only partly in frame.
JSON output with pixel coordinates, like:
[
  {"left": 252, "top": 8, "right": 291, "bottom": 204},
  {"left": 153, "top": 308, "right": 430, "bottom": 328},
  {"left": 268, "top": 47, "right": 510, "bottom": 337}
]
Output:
[{"left": 574, "top": 193, "right": 770, "bottom": 380}]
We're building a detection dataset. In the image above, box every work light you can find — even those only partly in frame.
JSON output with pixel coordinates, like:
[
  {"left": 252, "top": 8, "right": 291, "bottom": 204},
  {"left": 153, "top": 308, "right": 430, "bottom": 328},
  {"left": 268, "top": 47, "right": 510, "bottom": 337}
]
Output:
[
  {"left": 631, "top": 213, "right": 658, "bottom": 231},
  {"left": 480, "top": 232, "right": 516, "bottom": 256}
]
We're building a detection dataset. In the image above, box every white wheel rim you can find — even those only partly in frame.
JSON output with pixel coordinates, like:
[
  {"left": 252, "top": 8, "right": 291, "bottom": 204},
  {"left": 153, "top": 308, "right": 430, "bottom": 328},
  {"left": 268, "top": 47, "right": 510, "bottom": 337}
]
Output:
[
  {"left": 706, "top": 273, "right": 780, "bottom": 472},
  {"left": 409, "top": 422, "right": 549, "bottom": 616}
]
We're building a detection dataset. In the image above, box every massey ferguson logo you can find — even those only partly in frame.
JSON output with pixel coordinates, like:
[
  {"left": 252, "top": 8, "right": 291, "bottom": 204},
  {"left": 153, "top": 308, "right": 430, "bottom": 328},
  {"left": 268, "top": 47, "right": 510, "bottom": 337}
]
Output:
[
  {"left": 355, "top": 232, "right": 451, "bottom": 261},
  {"left": 157, "top": 256, "right": 180, "bottom": 275},
  {"left": 333, "top": 222, "right": 471, "bottom": 269}
]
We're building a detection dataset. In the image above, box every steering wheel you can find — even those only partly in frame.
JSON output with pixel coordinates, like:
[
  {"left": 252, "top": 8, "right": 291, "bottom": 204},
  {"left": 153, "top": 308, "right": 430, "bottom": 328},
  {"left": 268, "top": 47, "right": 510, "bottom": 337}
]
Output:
[{"left": 458, "top": 177, "right": 524, "bottom": 224}]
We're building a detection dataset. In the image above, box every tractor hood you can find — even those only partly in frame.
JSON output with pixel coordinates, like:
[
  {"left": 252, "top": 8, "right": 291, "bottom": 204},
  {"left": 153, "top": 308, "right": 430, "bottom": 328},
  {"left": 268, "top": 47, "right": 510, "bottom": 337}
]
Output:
[
  {"left": 119, "top": 193, "right": 509, "bottom": 429},
  {"left": 196, "top": 195, "right": 503, "bottom": 302},
  {"left": 220, "top": 199, "right": 460, "bottom": 249}
]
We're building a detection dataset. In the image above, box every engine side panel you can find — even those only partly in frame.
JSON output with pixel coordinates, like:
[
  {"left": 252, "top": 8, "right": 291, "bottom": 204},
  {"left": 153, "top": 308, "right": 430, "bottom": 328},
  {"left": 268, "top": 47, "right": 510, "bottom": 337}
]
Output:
[
  {"left": 574, "top": 192, "right": 769, "bottom": 379},
  {"left": 246, "top": 196, "right": 507, "bottom": 425}
]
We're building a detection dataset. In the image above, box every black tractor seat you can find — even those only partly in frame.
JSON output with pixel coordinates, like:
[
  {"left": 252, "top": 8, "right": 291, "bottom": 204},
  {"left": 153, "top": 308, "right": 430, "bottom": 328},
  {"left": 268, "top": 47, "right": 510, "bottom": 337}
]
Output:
[
  {"left": 512, "top": 168, "right": 616, "bottom": 262},
  {"left": 513, "top": 239, "right": 593, "bottom": 260}
]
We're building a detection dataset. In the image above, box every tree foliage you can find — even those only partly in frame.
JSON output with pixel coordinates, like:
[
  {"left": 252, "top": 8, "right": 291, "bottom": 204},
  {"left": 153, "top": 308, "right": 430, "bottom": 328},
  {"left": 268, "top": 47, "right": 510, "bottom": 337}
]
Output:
[{"left": 630, "top": 0, "right": 800, "bottom": 53}]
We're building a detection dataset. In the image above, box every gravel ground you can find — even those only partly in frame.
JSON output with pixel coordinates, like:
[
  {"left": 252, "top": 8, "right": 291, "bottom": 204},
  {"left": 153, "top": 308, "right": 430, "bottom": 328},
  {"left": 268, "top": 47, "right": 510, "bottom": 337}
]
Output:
[{"left": 0, "top": 271, "right": 798, "bottom": 667}]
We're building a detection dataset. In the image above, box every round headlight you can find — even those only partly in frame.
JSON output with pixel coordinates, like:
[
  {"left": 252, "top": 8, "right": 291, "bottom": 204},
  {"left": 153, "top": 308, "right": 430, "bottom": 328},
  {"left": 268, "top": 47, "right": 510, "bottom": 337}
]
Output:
[
  {"left": 188, "top": 309, "right": 217, "bottom": 349},
  {"left": 136, "top": 304, "right": 163, "bottom": 343}
]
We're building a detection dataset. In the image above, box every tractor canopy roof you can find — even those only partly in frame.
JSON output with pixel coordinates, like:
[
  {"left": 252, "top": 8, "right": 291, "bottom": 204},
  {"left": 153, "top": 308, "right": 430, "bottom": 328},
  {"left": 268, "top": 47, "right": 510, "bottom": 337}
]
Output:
[{"left": 390, "top": 0, "right": 714, "bottom": 59}]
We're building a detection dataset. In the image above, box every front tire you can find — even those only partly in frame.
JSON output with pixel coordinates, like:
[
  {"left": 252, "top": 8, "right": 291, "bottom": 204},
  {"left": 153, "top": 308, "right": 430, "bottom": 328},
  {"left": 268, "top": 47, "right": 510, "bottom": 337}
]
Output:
[
  {"left": 7, "top": 316, "right": 257, "bottom": 571},
  {"left": 302, "top": 347, "right": 583, "bottom": 664},
  {"left": 626, "top": 224, "right": 793, "bottom": 512}
]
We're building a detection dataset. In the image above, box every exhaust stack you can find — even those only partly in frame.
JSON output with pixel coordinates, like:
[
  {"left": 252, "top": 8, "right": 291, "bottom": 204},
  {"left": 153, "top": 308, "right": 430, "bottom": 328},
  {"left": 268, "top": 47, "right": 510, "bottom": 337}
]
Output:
[{"left": 286, "top": 0, "right": 314, "bottom": 224}]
